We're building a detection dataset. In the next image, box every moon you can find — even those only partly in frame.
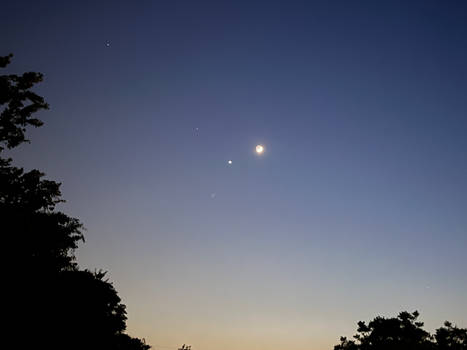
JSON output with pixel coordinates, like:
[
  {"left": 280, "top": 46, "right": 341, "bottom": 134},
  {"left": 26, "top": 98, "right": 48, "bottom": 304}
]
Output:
[{"left": 255, "top": 144, "right": 264, "bottom": 154}]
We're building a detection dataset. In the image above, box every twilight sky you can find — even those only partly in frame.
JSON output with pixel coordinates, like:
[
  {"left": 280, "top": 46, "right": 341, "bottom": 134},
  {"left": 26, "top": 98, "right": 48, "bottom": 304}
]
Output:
[{"left": 2, "top": 1, "right": 467, "bottom": 349}]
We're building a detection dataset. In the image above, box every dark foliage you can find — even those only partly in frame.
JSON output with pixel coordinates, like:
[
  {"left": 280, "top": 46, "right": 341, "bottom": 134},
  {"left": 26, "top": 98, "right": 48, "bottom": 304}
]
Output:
[
  {"left": 0, "top": 53, "right": 48, "bottom": 151},
  {"left": 334, "top": 311, "right": 467, "bottom": 350},
  {"left": 1, "top": 165, "right": 84, "bottom": 272},
  {"left": 1, "top": 54, "right": 150, "bottom": 350},
  {"left": 435, "top": 322, "right": 467, "bottom": 350}
]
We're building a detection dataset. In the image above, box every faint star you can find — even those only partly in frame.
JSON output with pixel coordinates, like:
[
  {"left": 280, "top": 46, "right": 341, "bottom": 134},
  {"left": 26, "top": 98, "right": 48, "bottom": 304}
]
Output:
[
  {"left": 105, "top": 41, "right": 111, "bottom": 47},
  {"left": 210, "top": 193, "right": 216, "bottom": 199}
]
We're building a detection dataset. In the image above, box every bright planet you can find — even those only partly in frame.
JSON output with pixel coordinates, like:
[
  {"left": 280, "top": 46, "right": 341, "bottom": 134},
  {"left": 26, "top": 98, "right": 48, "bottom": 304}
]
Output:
[{"left": 255, "top": 144, "right": 264, "bottom": 154}]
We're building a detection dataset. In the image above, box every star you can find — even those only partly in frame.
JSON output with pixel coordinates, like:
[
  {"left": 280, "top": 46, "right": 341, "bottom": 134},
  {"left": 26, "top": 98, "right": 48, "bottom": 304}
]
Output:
[{"left": 227, "top": 160, "right": 232, "bottom": 165}]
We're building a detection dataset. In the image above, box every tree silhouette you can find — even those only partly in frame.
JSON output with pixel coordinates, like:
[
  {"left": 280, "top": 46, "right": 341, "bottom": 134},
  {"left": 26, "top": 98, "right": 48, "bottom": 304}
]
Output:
[
  {"left": 435, "top": 322, "right": 467, "bottom": 350},
  {"left": 179, "top": 344, "right": 192, "bottom": 350},
  {"left": 0, "top": 53, "right": 48, "bottom": 150},
  {"left": 1, "top": 54, "right": 150, "bottom": 350},
  {"left": 334, "top": 311, "right": 467, "bottom": 350},
  {"left": 1, "top": 53, "right": 82, "bottom": 273}
]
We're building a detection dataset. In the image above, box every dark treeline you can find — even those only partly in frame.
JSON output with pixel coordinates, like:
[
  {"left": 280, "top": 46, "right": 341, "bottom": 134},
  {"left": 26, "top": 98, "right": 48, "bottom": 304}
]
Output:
[
  {"left": 1, "top": 54, "right": 150, "bottom": 349},
  {"left": 1, "top": 54, "right": 466, "bottom": 350},
  {"left": 335, "top": 311, "right": 466, "bottom": 350}
]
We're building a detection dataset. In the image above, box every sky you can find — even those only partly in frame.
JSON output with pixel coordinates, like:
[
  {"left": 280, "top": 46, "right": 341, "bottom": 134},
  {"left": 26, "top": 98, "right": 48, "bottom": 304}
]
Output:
[{"left": 2, "top": 1, "right": 467, "bottom": 349}]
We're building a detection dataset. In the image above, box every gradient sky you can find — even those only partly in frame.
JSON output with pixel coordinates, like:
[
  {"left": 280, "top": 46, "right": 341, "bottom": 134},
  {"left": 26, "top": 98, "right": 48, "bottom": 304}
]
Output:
[{"left": 2, "top": 1, "right": 467, "bottom": 349}]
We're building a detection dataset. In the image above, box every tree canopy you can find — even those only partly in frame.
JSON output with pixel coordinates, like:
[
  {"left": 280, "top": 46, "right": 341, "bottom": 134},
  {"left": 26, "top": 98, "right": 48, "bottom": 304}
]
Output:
[
  {"left": 0, "top": 53, "right": 48, "bottom": 151},
  {"left": 334, "top": 311, "right": 467, "bottom": 350},
  {"left": 1, "top": 54, "right": 150, "bottom": 350}
]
